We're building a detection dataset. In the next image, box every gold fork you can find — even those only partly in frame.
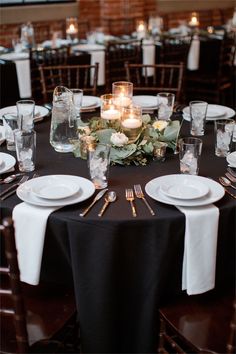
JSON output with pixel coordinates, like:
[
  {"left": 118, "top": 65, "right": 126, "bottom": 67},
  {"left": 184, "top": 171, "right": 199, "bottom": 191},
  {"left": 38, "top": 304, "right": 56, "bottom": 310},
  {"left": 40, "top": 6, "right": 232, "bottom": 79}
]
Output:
[
  {"left": 125, "top": 188, "right": 137, "bottom": 217},
  {"left": 134, "top": 184, "right": 155, "bottom": 216}
]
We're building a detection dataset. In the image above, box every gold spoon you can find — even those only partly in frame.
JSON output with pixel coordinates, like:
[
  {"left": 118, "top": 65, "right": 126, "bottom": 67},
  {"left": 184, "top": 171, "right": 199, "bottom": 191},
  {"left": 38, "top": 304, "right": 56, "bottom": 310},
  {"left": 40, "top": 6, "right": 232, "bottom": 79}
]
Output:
[{"left": 98, "top": 191, "right": 117, "bottom": 217}]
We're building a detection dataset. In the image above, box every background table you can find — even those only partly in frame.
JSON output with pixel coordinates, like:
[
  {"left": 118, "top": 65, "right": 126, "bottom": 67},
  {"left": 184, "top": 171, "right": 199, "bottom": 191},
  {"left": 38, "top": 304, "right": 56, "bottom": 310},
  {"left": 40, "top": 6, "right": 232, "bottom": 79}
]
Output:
[{"left": 1, "top": 111, "right": 235, "bottom": 353}]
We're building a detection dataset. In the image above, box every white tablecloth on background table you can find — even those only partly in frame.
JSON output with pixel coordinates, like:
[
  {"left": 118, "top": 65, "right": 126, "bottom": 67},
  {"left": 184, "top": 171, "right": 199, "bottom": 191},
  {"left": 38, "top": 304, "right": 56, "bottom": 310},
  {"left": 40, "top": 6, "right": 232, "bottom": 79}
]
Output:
[
  {"left": 72, "top": 44, "right": 105, "bottom": 86},
  {"left": 0, "top": 52, "right": 31, "bottom": 98}
]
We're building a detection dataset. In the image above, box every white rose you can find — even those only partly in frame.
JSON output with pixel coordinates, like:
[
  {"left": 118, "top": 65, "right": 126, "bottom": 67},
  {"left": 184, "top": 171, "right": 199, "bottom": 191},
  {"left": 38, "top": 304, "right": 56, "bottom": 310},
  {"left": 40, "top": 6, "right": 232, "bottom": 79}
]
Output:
[
  {"left": 110, "top": 132, "right": 129, "bottom": 147},
  {"left": 152, "top": 120, "right": 168, "bottom": 131}
]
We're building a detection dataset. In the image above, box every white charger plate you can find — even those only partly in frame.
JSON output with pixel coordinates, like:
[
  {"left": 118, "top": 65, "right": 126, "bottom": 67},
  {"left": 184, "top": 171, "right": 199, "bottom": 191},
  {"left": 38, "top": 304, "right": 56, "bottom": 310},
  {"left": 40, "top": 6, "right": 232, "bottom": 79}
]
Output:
[
  {"left": 17, "top": 175, "right": 95, "bottom": 207},
  {"left": 183, "top": 104, "right": 235, "bottom": 122},
  {"left": 81, "top": 96, "right": 101, "bottom": 112},
  {"left": 31, "top": 175, "right": 81, "bottom": 200},
  {"left": 0, "top": 152, "right": 16, "bottom": 174},
  {"left": 132, "top": 95, "right": 157, "bottom": 109},
  {"left": 145, "top": 174, "right": 225, "bottom": 207},
  {"left": 0, "top": 105, "right": 49, "bottom": 122},
  {"left": 226, "top": 151, "right": 236, "bottom": 168},
  {"left": 160, "top": 175, "right": 209, "bottom": 200}
]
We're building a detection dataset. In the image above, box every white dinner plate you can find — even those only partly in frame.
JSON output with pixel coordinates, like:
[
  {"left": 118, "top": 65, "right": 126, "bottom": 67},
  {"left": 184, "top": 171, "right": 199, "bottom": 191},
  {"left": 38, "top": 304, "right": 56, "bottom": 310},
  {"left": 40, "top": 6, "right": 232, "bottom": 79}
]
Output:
[
  {"left": 0, "top": 105, "right": 49, "bottom": 122},
  {"left": 132, "top": 95, "right": 157, "bottom": 109},
  {"left": 226, "top": 151, "right": 236, "bottom": 168},
  {"left": 80, "top": 96, "right": 101, "bottom": 112},
  {"left": 0, "top": 126, "right": 5, "bottom": 145},
  {"left": 145, "top": 174, "right": 225, "bottom": 207},
  {"left": 31, "top": 175, "right": 81, "bottom": 200},
  {"left": 17, "top": 175, "right": 95, "bottom": 207},
  {"left": 0, "top": 152, "right": 16, "bottom": 174},
  {"left": 183, "top": 104, "right": 235, "bottom": 122},
  {"left": 160, "top": 175, "right": 209, "bottom": 200}
]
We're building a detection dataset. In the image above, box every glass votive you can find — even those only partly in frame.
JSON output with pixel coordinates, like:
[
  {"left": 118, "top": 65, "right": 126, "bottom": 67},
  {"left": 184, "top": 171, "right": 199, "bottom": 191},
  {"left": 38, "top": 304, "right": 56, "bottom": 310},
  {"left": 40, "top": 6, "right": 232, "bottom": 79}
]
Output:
[
  {"left": 66, "top": 17, "right": 79, "bottom": 42},
  {"left": 153, "top": 142, "right": 168, "bottom": 161},
  {"left": 100, "top": 94, "right": 121, "bottom": 128},
  {"left": 121, "top": 105, "right": 142, "bottom": 142},
  {"left": 157, "top": 93, "right": 175, "bottom": 120},
  {"left": 112, "top": 81, "right": 133, "bottom": 108}
]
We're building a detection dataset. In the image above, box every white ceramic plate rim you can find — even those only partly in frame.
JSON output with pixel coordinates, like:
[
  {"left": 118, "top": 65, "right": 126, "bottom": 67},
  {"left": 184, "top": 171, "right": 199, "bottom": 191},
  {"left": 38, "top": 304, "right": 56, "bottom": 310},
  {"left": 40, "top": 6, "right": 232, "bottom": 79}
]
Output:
[
  {"left": 0, "top": 152, "right": 16, "bottom": 174},
  {"left": 132, "top": 95, "right": 157, "bottom": 108},
  {"left": 17, "top": 175, "right": 95, "bottom": 207},
  {"left": 183, "top": 105, "right": 235, "bottom": 121},
  {"left": 82, "top": 96, "right": 99, "bottom": 108},
  {"left": 31, "top": 175, "right": 81, "bottom": 200},
  {"left": 160, "top": 175, "right": 209, "bottom": 200},
  {"left": 226, "top": 151, "right": 236, "bottom": 167},
  {"left": 0, "top": 105, "right": 49, "bottom": 121},
  {"left": 145, "top": 174, "right": 225, "bottom": 207},
  {"left": 80, "top": 96, "right": 101, "bottom": 111}
]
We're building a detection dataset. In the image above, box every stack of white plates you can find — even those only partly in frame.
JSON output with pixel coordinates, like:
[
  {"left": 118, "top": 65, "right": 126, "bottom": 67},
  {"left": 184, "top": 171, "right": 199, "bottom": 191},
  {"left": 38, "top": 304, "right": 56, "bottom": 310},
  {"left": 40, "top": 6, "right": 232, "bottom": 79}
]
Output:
[
  {"left": 16, "top": 175, "right": 95, "bottom": 207},
  {"left": 182, "top": 104, "right": 235, "bottom": 122},
  {"left": 145, "top": 174, "right": 225, "bottom": 207},
  {"left": 81, "top": 96, "right": 101, "bottom": 112},
  {"left": 132, "top": 95, "right": 158, "bottom": 111}
]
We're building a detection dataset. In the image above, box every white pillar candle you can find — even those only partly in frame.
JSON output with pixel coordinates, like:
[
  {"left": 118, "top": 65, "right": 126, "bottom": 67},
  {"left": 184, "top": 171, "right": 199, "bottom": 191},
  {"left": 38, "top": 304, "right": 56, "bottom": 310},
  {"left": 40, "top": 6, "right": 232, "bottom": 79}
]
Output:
[
  {"left": 101, "top": 109, "right": 121, "bottom": 120},
  {"left": 122, "top": 118, "right": 142, "bottom": 129},
  {"left": 115, "top": 95, "right": 131, "bottom": 108}
]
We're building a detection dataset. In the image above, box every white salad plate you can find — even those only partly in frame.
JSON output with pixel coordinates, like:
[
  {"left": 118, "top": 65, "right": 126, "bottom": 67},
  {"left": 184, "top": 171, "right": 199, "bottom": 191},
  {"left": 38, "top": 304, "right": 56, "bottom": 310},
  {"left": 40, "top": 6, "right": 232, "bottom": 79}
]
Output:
[
  {"left": 0, "top": 152, "right": 16, "bottom": 174},
  {"left": 145, "top": 174, "right": 225, "bottom": 207},
  {"left": 183, "top": 104, "right": 235, "bottom": 122},
  {"left": 0, "top": 105, "right": 49, "bottom": 122},
  {"left": 132, "top": 95, "right": 157, "bottom": 109},
  {"left": 17, "top": 175, "right": 95, "bottom": 207},
  {"left": 31, "top": 175, "right": 81, "bottom": 200},
  {"left": 160, "top": 175, "right": 209, "bottom": 200},
  {"left": 81, "top": 96, "right": 101, "bottom": 111},
  {"left": 226, "top": 151, "right": 236, "bottom": 168}
]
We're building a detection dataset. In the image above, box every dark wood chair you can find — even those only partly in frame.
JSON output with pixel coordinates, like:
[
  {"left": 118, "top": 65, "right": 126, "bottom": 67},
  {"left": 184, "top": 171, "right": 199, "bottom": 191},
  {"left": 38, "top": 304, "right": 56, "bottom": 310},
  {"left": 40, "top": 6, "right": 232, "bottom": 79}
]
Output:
[
  {"left": 125, "top": 62, "right": 184, "bottom": 102},
  {"left": 39, "top": 63, "right": 99, "bottom": 102},
  {"left": 0, "top": 217, "right": 78, "bottom": 354},
  {"left": 158, "top": 290, "right": 235, "bottom": 354},
  {"left": 159, "top": 35, "right": 192, "bottom": 66},
  {"left": 186, "top": 35, "right": 236, "bottom": 105},
  {"left": 105, "top": 38, "right": 142, "bottom": 92},
  {"left": 29, "top": 46, "right": 70, "bottom": 104}
]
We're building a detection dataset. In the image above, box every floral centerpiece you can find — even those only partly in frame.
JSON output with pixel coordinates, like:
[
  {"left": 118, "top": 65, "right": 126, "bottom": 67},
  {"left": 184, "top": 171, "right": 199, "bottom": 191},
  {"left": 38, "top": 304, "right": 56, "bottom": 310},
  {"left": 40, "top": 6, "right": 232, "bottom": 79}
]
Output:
[{"left": 74, "top": 114, "right": 180, "bottom": 166}]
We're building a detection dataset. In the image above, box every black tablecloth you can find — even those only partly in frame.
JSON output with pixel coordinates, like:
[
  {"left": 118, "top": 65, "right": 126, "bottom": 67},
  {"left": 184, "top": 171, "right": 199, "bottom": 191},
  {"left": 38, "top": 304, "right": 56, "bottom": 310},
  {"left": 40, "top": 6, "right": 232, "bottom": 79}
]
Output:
[{"left": 1, "top": 112, "right": 235, "bottom": 353}]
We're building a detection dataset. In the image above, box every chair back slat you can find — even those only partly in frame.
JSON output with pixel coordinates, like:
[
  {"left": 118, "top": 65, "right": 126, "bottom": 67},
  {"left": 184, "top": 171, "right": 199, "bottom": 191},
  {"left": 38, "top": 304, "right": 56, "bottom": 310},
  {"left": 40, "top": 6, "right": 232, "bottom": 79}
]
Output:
[
  {"left": 39, "top": 63, "right": 99, "bottom": 102},
  {"left": 1, "top": 217, "right": 29, "bottom": 353}
]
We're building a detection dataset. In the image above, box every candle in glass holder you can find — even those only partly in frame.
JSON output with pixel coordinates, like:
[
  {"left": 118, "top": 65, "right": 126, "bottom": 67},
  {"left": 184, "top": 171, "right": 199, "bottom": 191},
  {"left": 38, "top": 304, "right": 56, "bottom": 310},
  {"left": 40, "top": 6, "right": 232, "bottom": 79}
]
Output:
[
  {"left": 121, "top": 105, "right": 142, "bottom": 142},
  {"left": 112, "top": 81, "right": 133, "bottom": 108},
  {"left": 100, "top": 94, "right": 121, "bottom": 128},
  {"left": 66, "top": 17, "right": 78, "bottom": 42},
  {"left": 136, "top": 20, "right": 147, "bottom": 39},
  {"left": 189, "top": 12, "right": 199, "bottom": 27}
]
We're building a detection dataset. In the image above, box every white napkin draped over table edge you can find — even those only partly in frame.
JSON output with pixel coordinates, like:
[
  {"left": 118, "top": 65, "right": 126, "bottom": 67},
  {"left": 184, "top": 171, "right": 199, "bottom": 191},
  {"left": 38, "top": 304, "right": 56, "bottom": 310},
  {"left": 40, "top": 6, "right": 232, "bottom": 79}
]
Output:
[
  {"left": 142, "top": 39, "right": 155, "bottom": 77},
  {"left": 187, "top": 34, "right": 200, "bottom": 71},
  {"left": 12, "top": 202, "right": 60, "bottom": 285},
  {"left": 177, "top": 204, "right": 219, "bottom": 295},
  {"left": 14, "top": 59, "right": 32, "bottom": 98}
]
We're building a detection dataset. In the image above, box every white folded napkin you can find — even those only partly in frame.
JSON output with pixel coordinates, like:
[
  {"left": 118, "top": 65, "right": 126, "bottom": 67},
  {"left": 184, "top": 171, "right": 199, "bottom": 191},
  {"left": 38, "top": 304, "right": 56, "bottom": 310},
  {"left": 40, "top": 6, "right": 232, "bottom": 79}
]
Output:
[
  {"left": 187, "top": 35, "right": 200, "bottom": 71},
  {"left": 142, "top": 39, "right": 155, "bottom": 76},
  {"left": 13, "top": 202, "right": 60, "bottom": 285},
  {"left": 177, "top": 204, "right": 219, "bottom": 295},
  {"left": 15, "top": 59, "right": 32, "bottom": 98}
]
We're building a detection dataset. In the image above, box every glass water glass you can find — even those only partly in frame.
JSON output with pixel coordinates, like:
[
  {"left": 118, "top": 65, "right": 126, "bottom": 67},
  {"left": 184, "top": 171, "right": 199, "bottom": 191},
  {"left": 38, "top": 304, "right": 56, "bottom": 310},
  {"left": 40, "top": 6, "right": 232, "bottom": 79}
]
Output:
[
  {"left": 190, "top": 100, "right": 208, "bottom": 136},
  {"left": 214, "top": 119, "right": 235, "bottom": 157},
  {"left": 71, "top": 88, "right": 83, "bottom": 122},
  {"left": 14, "top": 129, "right": 36, "bottom": 172},
  {"left": 179, "top": 137, "right": 202, "bottom": 175},
  {"left": 88, "top": 143, "right": 111, "bottom": 189},
  {"left": 2, "top": 113, "right": 20, "bottom": 151},
  {"left": 17, "top": 99, "right": 35, "bottom": 131},
  {"left": 157, "top": 93, "right": 175, "bottom": 120}
]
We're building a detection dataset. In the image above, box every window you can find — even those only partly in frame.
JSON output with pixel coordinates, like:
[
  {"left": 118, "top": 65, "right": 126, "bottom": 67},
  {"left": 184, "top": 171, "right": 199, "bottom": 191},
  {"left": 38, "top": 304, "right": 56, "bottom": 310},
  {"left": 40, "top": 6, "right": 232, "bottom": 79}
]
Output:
[{"left": 0, "top": 0, "right": 75, "bottom": 6}]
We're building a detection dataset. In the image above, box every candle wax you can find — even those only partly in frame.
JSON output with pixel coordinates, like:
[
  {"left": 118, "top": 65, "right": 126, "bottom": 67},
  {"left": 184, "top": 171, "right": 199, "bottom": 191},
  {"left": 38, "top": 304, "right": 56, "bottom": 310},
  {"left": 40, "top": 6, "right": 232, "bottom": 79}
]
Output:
[
  {"left": 101, "top": 109, "right": 121, "bottom": 120},
  {"left": 122, "top": 118, "right": 142, "bottom": 129}
]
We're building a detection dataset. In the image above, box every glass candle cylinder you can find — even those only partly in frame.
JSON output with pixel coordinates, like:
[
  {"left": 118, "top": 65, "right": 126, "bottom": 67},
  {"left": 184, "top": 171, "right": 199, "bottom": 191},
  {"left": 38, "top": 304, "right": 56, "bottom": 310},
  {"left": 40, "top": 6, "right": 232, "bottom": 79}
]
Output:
[
  {"left": 66, "top": 17, "right": 79, "bottom": 42},
  {"left": 100, "top": 94, "right": 121, "bottom": 129},
  {"left": 112, "top": 82, "right": 133, "bottom": 108},
  {"left": 121, "top": 105, "right": 142, "bottom": 142}
]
